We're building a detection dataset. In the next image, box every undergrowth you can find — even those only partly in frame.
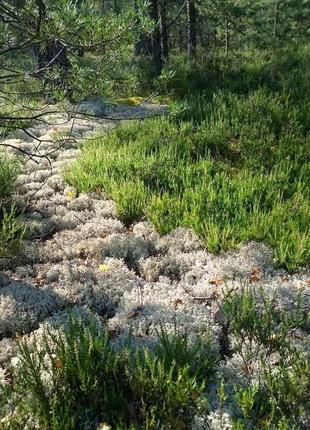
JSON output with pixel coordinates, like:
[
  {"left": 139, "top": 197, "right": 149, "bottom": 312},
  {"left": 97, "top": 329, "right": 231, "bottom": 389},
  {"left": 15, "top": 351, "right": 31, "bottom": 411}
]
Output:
[
  {"left": 0, "top": 206, "right": 25, "bottom": 257},
  {"left": 0, "top": 155, "right": 18, "bottom": 201},
  {"left": 65, "top": 86, "right": 310, "bottom": 269},
  {"left": 222, "top": 287, "right": 310, "bottom": 430},
  {"left": 1, "top": 320, "right": 215, "bottom": 429},
  {"left": 1, "top": 290, "right": 309, "bottom": 429},
  {"left": 0, "top": 155, "right": 24, "bottom": 256}
]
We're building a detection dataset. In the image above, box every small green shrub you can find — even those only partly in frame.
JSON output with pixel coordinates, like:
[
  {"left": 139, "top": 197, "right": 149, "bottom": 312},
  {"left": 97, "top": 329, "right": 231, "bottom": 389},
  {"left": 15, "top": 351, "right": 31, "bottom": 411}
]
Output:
[
  {"left": 231, "top": 347, "right": 310, "bottom": 430},
  {"left": 64, "top": 46, "right": 310, "bottom": 269},
  {"left": 222, "top": 288, "right": 310, "bottom": 429},
  {"left": 4, "top": 308, "right": 309, "bottom": 429},
  {"left": 156, "top": 328, "right": 218, "bottom": 381},
  {"left": 6, "top": 318, "right": 216, "bottom": 430},
  {"left": 161, "top": 46, "right": 310, "bottom": 106},
  {"left": 0, "top": 155, "right": 24, "bottom": 256},
  {"left": 0, "top": 206, "right": 25, "bottom": 257},
  {"left": 0, "top": 155, "right": 19, "bottom": 200},
  {"left": 65, "top": 108, "right": 309, "bottom": 269},
  {"left": 222, "top": 287, "right": 306, "bottom": 353}
]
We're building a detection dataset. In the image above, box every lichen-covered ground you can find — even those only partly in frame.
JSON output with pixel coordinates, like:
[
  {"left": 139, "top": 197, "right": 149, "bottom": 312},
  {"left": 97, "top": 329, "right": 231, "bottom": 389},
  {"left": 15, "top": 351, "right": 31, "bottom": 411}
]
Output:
[{"left": 1, "top": 107, "right": 309, "bottom": 428}]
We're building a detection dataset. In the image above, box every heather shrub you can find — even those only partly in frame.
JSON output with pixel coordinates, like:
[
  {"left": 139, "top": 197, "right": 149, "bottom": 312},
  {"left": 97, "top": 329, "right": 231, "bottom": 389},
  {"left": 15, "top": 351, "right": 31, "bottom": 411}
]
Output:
[
  {"left": 222, "top": 288, "right": 310, "bottom": 429},
  {"left": 0, "top": 155, "right": 24, "bottom": 256},
  {"left": 65, "top": 92, "right": 310, "bottom": 269},
  {"left": 222, "top": 287, "right": 307, "bottom": 355},
  {"left": 2, "top": 302, "right": 309, "bottom": 429},
  {"left": 4, "top": 318, "right": 216, "bottom": 429},
  {"left": 0, "top": 154, "right": 19, "bottom": 201},
  {"left": 0, "top": 206, "right": 25, "bottom": 257},
  {"left": 64, "top": 44, "right": 310, "bottom": 271},
  {"left": 160, "top": 46, "right": 310, "bottom": 105}
]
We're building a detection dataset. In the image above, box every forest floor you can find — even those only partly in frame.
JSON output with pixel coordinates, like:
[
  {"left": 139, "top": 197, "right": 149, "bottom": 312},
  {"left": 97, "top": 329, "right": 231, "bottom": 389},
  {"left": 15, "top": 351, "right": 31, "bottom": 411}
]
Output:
[{"left": 0, "top": 105, "right": 309, "bottom": 427}]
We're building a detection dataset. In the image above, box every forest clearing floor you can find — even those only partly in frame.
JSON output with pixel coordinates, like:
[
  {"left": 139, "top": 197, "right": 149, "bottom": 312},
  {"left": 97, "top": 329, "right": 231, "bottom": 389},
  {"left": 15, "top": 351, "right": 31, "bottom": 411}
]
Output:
[{"left": 0, "top": 104, "right": 310, "bottom": 426}]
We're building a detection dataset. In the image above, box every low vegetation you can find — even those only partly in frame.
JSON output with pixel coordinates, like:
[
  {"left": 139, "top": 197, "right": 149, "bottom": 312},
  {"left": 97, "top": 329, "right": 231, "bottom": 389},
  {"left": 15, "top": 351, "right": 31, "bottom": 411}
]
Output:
[
  {"left": 1, "top": 288, "right": 309, "bottom": 429},
  {"left": 65, "top": 49, "right": 310, "bottom": 270},
  {"left": 1, "top": 319, "right": 216, "bottom": 429},
  {"left": 0, "top": 155, "right": 19, "bottom": 201},
  {"left": 1, "top": 1, "right": 309, "bottom": 429},
  {"left": 221, "top": 287, "right": 310, "bottom": 430},
  {"left": 0, "top": 155, "right": 25, "bottom": 257}
]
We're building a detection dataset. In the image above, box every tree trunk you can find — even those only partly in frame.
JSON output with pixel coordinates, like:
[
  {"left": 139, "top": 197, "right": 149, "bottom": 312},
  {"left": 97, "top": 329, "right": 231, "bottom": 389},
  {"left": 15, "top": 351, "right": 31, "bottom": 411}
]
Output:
[
  {"left": 33, "top": 0, "right": 71, "bottom": 78},
  {"left": 186, "top": 0, "right": 197, "bottom": 61},
  {"left": 134, "top": 0, "right": 165, "bottom": 76},
  {"left": 33, "top": 39, "right": 71, "bottom": 73},
  {"left": 32, "top": 0, "right": 71, "bottom": 100},
  {"left": 179, "top": 26, "right": 183, "bottom": 53},
  {"left": 134, "top": 0, "right": 152, "bottom": 56},
  {"left": 150, "top": 0, "right": 163, "bottom": 76},
  {"left": 113, "top": 0, "right": 121, "bottom": 14},
  {"left": 158, "top": 0, "right": 169, "bottom": 61},
  {"left": 273, "top": 0, "right": 279, "bottom": 40},
  {"left": 225, "top": 18, "right": 229, "bottom": 56}
]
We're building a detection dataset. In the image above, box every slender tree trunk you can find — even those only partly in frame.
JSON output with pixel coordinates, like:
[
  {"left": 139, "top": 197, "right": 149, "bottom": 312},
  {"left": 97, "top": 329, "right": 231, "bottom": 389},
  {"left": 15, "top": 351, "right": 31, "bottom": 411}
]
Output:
[
  {"left": 150, "top": 0, "right": 163, "bottom": 76},
  {"left": 33, "top": 0, "right": 71, "bottom": 74},
  {"left": 225, "top": 18, "right": 229, "bottom": 56},
  {"left": 273, "top": 0, "right": 279, "bottom": 40},
  {"left": 179, "top": 26, "right": 183, "bottom": 53},
  {"left": 113, "top": 0, "right": 121, "bottom": 13},
  {"left": 135, "top": 0, "right": 165, "bottom": 76},
  {"left": 158, "top": 0, "right": 169, "bottom": 61},
  {"left": 186, "top": 0, "right": 197, "bottom": 61},
  {"left": 32, "top": 0, "right": 71, "bottom": 99},
  {"left": 134, "top": 0, "right": 152, "bottom": 56}
]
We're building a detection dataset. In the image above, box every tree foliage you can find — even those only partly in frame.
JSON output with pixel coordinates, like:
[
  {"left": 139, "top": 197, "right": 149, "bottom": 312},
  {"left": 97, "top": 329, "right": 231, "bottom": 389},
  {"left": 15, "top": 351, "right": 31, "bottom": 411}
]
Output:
[{"left": 0, "top": 0, "right": 151, "bottom": 132}]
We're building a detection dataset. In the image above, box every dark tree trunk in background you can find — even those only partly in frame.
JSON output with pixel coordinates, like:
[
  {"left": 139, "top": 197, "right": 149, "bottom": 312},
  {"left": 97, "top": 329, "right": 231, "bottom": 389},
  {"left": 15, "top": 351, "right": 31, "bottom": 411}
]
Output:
[
  {"left": 33, "top": 39, "right": 71, "bottom": 74},
  {"left": 32, "top": 0, "right": 71, "bottom": 100},
  {"left": 33, "top": 0, "right": 71, "bottom": 80},
  {"left": 158, "top": 0, "right": 169, "bottom": 61},
  {"left": 150, "top": 0, "right": 163, "bottom": 76},
  {"left": 134, "top": 0, "right": 169, "bottom": 76},
  {"left": 186, "top": 0, "right": 197, "bottom": 61},
  {"left": 225, "top": 18, "right": 229, "bottom": 55},
  {"left": 179, "top": 26, "right": 184, "bottom": 53},
  {"left": 134, "top": 0, "right": 152, "bottom": 56},
  {"left": 274, "top": 0, "right": 279, "bottom": 39}
]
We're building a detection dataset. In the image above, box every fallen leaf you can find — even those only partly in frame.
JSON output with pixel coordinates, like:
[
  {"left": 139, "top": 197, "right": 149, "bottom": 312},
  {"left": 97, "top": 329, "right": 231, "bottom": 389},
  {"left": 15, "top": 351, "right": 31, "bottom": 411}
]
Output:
[
  {"left": 34, "top": 275, "right": 44, "bottom": 286},
  {"left": 250, "top": 274, "right": 260, "bottom": 283},
  {"left": 209, "top": 278, "right": 224, "bottom": 286},
  {"left": 54, "top": 359, "right": 62, "bottom": 369},
  {"left": 250, "top": 267, "right": 261, "bottom": 283},
  {"left": 126, "top": 306, "right": 143, "bottom": 319},
  {"left": 173, "top": 298, "right": 184, "bottom": 308}
]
